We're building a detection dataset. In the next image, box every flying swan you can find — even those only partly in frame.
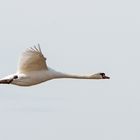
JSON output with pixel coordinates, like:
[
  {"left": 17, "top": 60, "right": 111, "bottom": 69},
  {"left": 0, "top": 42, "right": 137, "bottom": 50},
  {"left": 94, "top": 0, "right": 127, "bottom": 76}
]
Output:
[{"left": 0, "top": 44, "right": 110, "bottom": 86}]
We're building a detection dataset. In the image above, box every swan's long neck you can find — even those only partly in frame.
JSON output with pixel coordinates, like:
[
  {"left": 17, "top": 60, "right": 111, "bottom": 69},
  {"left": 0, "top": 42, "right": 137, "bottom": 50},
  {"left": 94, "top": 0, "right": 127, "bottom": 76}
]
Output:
[
  {"left": 55, "top": 72, "right": 90, "bottom": 79},
  {"left": 48, "top": 68, "right": 101, "bottom": 80}
]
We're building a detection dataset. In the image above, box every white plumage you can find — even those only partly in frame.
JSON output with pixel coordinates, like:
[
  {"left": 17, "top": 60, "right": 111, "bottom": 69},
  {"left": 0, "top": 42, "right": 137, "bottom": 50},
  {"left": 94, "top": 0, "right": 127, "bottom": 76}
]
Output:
[
  {"left": 0, "top": 44, "right": 110, "bottom": 86},
  {"left": 17, "top": 45, "right": 47, "bottom": 73}
]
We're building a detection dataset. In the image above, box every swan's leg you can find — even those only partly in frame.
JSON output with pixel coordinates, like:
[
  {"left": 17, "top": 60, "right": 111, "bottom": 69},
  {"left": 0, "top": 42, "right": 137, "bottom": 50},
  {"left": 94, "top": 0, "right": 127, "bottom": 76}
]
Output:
[
  {"left": 0, "top": 79, "right": 13, "bottom": 84},
  {"left": 0, "top": 75, "right": 18, "bottom": 84}
]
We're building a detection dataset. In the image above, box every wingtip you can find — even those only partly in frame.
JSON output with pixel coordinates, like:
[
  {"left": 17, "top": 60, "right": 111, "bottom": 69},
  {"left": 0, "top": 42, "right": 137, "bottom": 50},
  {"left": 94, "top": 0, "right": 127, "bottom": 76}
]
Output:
[
  {"left": 28, "top": 44, "right": 42, "bottom": 53},
  {"left": 38, "top": 43, "right": 42, "bottom": 53}
]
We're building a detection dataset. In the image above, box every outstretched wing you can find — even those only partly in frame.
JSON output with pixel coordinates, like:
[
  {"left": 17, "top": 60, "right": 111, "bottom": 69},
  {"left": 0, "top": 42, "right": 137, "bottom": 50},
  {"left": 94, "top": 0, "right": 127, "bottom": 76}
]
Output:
[{"left": 17, "top": 44, "right": 48, "bottom": 73}]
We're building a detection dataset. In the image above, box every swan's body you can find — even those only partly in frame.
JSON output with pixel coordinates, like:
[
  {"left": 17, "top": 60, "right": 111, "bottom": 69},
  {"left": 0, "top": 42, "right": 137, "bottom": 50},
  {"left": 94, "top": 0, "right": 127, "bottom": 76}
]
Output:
[{"left": 0, "top": 45, "right": 110, "bottom": 86}]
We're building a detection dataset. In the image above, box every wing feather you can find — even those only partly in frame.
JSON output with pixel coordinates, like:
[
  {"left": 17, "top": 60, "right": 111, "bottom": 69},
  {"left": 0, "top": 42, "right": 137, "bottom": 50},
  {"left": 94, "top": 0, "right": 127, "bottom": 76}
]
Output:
[{"left": 17, "top": 44, "right": 47, "bottom": 73}]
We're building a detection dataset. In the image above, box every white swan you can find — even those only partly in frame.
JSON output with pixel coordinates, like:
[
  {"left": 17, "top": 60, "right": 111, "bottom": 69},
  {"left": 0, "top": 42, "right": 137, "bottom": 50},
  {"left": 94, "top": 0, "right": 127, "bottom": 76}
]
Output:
[{"left": 0, "top": 44, "right": 110, "bottom": 86}]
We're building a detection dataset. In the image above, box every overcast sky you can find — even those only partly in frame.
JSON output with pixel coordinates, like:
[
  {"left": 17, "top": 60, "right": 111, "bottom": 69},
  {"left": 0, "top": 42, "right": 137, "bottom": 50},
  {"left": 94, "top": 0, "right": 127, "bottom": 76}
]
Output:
[{"left": 0, "top": 0, "right": 140, "bottom": 140}]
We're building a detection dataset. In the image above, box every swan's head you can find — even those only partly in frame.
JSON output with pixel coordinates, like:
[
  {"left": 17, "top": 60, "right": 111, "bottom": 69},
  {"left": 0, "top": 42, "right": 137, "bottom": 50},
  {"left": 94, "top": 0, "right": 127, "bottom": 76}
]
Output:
[
  {"left": 90, "top": 73, "right": 110, "bottom": 79},
  {"left": 99, "top": 73, "right": 110, "bottom": 79}
]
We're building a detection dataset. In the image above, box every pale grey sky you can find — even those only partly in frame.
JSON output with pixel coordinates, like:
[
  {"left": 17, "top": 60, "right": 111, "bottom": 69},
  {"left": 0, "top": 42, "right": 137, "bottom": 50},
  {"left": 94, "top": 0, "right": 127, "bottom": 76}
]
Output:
[{"left": 0, "top": 0, "right": 140, "bottom": 140}]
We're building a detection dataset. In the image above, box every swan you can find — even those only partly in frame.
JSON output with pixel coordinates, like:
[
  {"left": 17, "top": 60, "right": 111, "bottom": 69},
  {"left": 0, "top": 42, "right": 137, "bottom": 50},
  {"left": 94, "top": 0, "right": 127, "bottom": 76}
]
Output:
[{"left": 0, "top": 44, "right": 110, "bottom": 86}]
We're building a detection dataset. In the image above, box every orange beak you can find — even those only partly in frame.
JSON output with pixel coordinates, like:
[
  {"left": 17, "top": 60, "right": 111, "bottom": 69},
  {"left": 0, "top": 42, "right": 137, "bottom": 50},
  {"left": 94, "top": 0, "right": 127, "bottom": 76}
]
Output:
[{"left": 103, "top": 75, "right": 110, "bottom": 79}]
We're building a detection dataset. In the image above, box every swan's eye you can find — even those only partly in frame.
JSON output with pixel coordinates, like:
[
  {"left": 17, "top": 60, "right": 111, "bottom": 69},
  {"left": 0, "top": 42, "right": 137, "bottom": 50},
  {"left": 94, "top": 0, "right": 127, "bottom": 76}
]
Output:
[
  {"left": 100, "top": 73, "right": 105, "bottom": 76},
  {"left": 100, "top": 73, "right": 106, "bottom": 78},
  {"left": 13, "top": 75, "right": 18, "bottom": 79}
]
